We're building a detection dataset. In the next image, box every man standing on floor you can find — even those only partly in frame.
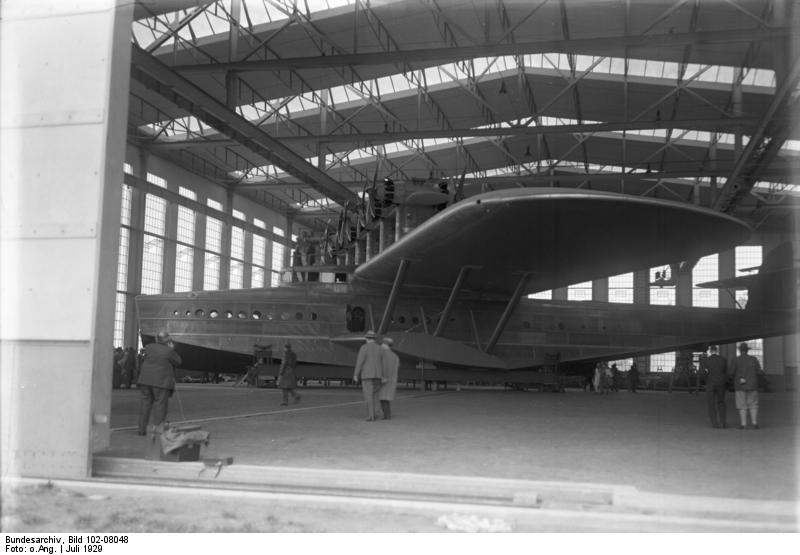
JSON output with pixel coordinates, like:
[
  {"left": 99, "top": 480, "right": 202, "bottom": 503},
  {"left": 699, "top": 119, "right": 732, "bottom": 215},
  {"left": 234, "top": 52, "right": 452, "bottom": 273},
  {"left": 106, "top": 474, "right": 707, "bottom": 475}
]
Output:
[
  {"left": 379, "top": 337, "right": 399, "bottom": 420},
  {"left": 701, "top": 345, "right": 728, "bottom": 428},
  {"left": 137, "top": 331, "right": 182, "bottom": 435},
  {"left": 277, "top": 343, "right": 301, "bottom": 405},
  {"left": 732, "top": 342, "right": 762, "bottom": 429},
  {"left": 353, "top": 330, "right": 383, "bottom": 421}
]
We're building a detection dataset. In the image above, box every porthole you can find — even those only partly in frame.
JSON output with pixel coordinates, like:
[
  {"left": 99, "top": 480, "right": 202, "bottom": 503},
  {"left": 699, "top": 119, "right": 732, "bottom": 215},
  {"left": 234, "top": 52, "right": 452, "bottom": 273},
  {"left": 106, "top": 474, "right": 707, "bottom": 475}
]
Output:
[
  {"left": 238, "top": 311, "right": 247, "bottom": 319},
  {"left": 252, "top": 311, "right": 262, "bottom": 320},
  {"left": 281, "top": 312, "right": 290, "bottom": 321},
  {"left": 195, "top": 309, "right": 204, "bottom": 317},
  {"left": 311, "top": 313, "right": 318, "bottom": 321},
  {"left": 225, "top": 310, "right": 234, "bottom": 319},
  {"left": 295, "top": 312, "right": 303, "bottom": 320},
  {"left": 522, "top": 321, "right": 531, "bottom": 329},
  {"left": 173, "top": 310, "right": 180, "bottom": 317},
  {"left": 185, "top": 310, "right": 192, "bottom": 317},
  {"left": 412, "top": 316, "right": 419, "bottom": 325},
  {"left": 267, "top": 312, "right": 275, "bottom": 321},
  {"left": 557, "top": 322, "right": 565, "bottom": 330},
  {"left": 209, "top": 310, "right": 219, "bottom": 319}
]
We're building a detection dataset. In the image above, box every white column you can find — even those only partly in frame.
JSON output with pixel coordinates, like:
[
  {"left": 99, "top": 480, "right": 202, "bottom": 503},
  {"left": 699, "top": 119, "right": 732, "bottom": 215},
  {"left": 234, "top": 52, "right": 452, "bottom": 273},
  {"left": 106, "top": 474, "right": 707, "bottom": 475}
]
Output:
[{"left": 1, "top": 0, "right": 134, "bottom": 478}]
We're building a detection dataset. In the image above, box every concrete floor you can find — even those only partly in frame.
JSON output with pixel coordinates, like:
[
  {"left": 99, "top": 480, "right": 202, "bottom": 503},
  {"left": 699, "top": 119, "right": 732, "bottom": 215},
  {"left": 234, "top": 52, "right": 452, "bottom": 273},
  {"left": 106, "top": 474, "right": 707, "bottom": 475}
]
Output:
[{"left": 98, "top": 382, "right": 799, "bottom": 505}]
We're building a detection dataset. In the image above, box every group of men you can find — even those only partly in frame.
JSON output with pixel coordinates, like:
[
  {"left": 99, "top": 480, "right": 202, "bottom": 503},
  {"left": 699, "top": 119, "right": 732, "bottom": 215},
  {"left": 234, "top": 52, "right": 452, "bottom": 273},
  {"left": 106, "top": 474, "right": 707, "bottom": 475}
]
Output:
[
  {"left": 702, "top": 342, "right": 764, "bottom": 429},
  {"left": 353, "top": 330, "right": 400, "bottom": 421}
]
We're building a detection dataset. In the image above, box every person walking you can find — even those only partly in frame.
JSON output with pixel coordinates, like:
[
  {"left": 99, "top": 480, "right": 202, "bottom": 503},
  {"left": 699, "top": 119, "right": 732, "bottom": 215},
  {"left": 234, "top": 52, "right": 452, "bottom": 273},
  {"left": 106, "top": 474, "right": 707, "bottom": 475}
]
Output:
[
  {"left": 732, "top": 342, "right": 762, "bottom": 429},
  {"left": 277, "top": 343, "right": 301, "bottom": 405},
  {"left": 379, "top": 337, "right": 399, "bottom": 420},
  {"left": 701, "top": 345, "right": 728, "bottom": 428},
  {"left": 137, "top": 331, "right": 182, "bottom": 435},
  {"left": 353, "top": 330, "right": 383, "bottom": 421}
]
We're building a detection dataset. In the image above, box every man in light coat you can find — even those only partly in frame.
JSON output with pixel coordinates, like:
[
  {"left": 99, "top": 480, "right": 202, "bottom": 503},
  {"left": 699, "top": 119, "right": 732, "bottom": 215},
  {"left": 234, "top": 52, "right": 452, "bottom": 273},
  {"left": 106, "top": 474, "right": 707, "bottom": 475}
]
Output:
[
  {"left": 353, "top": 330, "right": 383, "bottom": 421},
  {"left": 379, "top": 337, "right": 400, "bottom": 420},
  {"left": 732, "top": 342, "right": 762, "bottom": 429},
  {"left": 137, "top": 331, "right": 182, "bottom": 435}
]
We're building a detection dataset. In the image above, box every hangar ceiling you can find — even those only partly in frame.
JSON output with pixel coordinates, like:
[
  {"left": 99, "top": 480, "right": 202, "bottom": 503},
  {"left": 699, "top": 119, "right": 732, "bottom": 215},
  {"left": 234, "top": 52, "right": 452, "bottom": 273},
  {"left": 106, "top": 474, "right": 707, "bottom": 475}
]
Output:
[{"left": 128, "top": 0, "right": 800, "bottom": 234}]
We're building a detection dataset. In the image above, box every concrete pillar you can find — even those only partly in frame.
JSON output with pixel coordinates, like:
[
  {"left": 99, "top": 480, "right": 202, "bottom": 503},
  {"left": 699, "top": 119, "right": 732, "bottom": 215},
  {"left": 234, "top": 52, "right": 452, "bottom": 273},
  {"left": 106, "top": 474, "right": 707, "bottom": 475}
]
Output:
[
  {"left": 192, "top": 211, "right": 207, "bottom": 291},
  {"left": 718, "top": 248, "right": 736, "bottom": 309},
  {"left": 592, "top": 277, "right": 608, "bottom": 303},
  {"left": 633, "top": 270, "right": 649, "bottom": 305},
  {"left": 552, "top": 287, "right": 568, "bottom": 301},
  {"left": 1, "top": 0, "right": 134, "bottom": 478}
]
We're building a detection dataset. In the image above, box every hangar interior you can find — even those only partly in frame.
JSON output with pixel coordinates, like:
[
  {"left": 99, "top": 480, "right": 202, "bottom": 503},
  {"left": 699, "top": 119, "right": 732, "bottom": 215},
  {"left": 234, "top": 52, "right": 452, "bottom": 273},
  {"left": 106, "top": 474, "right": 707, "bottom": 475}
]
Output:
[{"left": 1, "top": 0, "right": 798, "bottom": 482}]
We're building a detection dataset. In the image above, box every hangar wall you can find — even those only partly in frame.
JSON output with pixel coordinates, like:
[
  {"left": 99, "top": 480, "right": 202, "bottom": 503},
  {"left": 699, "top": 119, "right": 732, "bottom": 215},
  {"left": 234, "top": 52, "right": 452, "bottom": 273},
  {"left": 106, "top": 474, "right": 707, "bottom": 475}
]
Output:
[{"left": 1, "top": 0, "right": 133, "bottom": 478}]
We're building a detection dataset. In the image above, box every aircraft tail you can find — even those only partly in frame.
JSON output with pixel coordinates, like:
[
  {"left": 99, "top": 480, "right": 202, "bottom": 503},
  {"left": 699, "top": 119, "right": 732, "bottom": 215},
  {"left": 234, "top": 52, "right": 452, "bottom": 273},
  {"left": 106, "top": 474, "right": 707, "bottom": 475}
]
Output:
[{"left": 746, "top": 242, "right": 797, "bottom": 311}]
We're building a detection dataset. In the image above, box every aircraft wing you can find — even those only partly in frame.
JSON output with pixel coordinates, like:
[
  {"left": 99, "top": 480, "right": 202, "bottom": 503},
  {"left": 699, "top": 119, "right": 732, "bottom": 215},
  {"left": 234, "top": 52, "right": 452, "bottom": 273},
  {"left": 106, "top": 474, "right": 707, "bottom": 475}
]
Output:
[{"left": 354, "top": 188, "right": 751, "bottom": 296}]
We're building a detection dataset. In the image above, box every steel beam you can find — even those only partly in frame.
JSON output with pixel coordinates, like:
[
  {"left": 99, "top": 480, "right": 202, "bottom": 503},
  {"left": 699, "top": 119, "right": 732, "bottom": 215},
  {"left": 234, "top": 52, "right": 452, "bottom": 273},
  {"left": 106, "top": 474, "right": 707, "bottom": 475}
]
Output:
[
  {"left": 485, "top": 273, "right": 531, "bottom": 354},
  {"left": 130, "top": 45, "right": 358, "bottom": 207},
  {"left": 173, "top": 27, "right": 793, "bottom": 74},
  {"left": 433, "top": 266, "right": 476, "bottom": 337},
  {"left": 377, "top": 259, "right": 411, "bottom": 335}
]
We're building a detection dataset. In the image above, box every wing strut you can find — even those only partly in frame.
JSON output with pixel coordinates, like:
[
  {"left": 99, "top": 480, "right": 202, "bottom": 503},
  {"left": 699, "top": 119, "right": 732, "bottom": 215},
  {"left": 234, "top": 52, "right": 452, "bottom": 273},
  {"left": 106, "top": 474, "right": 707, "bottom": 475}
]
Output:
[
  {"left": 377, "top": 259, "right": 411, "bottom": 335},
  {"left": 485, "top": 273, "right": 531, "bottom": 354},
  {"left": 434, "top": 266, "right": 477, "bottom": 337}
]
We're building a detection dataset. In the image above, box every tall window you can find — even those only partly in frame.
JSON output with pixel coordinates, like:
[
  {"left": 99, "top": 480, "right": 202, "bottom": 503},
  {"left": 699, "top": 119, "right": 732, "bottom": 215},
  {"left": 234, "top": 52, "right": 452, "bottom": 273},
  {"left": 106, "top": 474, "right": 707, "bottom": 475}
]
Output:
[
  {"left": 735, "top": 245, "right": 762, "bottom": 309},
  {"left": 650, "top": 266, "right": 675, "bottom": 306},
  {"left": 174, "top": 187, "right": 197, "bottom": 292},
  {"left": 693, "top": 254, "right": 718, "bottom": 307},
  {"left": 229, "top": 226, "right": 245, "bottom": 289},
  {"left": 204, "top": 199, "right": 223, "bottom": 290},
  {"left": 252, "top": 218, "right": 267, "bottom": 288},
  {"left": 609, "top": 273, "right": 633, "bottom": 304},
  {"left": 650, "top": 352, "right": 676, "bottom": 373},
  {"left": 141, "top": 192, "right": 166, "bottom": 294},
  {"left": 271, "top": 226, "right": 285, "bottom": 287},
  {"left": 113, "top": 174, "right": 133, "bottom": 348},
  {"left": 568, "top": 281, "right": 592, "bottom": 301}
]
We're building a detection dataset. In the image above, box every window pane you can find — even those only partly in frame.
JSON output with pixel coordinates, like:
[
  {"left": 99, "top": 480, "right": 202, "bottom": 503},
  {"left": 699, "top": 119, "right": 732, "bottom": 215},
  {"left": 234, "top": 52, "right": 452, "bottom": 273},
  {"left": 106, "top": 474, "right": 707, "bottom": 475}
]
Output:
[
  {"left": 650, "top": 352, "right": 675, "bottom": 373},
  {"left": 144, "top": 194, "right": 166, "bottom": 235},
  {"left": 206, "top": 216, "right": 222, "bottom": 253},
  {"left": 175, "top": 244, "right": 194, "bottom": 292},
  {"left": 650, "top": 267, "right": 675, "bottom": 306},
  {"left": 141, "top": 234, "right": 163, "bottom": 294},
  {"left": 177, "top": 206, "right": 195, "bottom": 245},
  {"left": 609, "top": 273, "right": 633, "bottom": 304},
  {"left": 117, "top": 227, "right": 129, "bottom": 292},
  {"left": 528, "top": 290, "right": 552, "bottom": 300},
  {"left": 204, "top": 253, "right": 220, "bottom": 290},
  {"left": 735, "top": 246, "right": 762, "bottom": 309},
  {"left": 113, "top": 292, "right": 126, "bottom": 348},
  {"left": 568, "top": 281, "right": 592, "bottom": 301},
  {"left": 693, "top": 254, "right": 718, "bottom": 307}
]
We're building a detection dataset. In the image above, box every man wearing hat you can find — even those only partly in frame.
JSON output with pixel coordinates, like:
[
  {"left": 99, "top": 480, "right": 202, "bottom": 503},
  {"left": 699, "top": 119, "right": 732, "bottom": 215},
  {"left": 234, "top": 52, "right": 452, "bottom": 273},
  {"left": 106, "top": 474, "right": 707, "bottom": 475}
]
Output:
[
  {"left": 379, "top": 337, "right": 399, "bottom": 420},
  {"left": 731, "top": 342, "right": 762, "bottom": 429},
  {"left": 137, "top": 331, "right": 182, "bottom": 435},
  {"left": 277, "top": 343, "right": 301, "bottom": 405},
  {"left": 353, "top": 330, "right": 384, "bottom": 421}
]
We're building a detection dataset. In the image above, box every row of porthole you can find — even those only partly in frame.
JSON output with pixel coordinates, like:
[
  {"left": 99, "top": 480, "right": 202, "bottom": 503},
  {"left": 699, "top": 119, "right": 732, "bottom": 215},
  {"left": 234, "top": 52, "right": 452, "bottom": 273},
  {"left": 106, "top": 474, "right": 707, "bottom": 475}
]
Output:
[{"left": 172, "top": 309, "right": 318, "bottom": 321}]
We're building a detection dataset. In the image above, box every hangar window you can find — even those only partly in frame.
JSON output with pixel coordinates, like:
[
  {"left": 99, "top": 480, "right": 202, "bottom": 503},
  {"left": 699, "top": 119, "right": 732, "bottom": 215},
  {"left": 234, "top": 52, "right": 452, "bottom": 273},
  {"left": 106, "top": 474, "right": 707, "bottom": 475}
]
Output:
[
  {"left": 528, "top": 290, "right": 552, "bottom": 300},
  {"left": 567, "top": 282, "right": 592, "bottom": 301},
  {"left": 609, "top": 273, "right": 633, "bottom": 304},
  {"left": 252, "top": 311, "right": 262, "bottom": 320},
  {"left": 209, "top": 310, "right": 219, "bottom": 319},
  {"left": 237, "top": 311, "right": 247, "bottom": 319},
  {"left": 195, "top": 309, "right": 204, "bottom": 317},
  {"left": 692, "top": 254, "right": 718, "bottom": 308},
  {"left": 735, "top": 246, "right": 762, "bottom": 309}
]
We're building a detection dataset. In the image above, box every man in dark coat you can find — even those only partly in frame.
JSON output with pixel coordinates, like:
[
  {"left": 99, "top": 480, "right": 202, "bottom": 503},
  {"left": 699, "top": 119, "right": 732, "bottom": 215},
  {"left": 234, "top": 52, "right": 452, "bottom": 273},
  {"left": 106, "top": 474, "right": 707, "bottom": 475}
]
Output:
[
  {"left": 277, "top": 343, "right": 301, "bottom": 405},
  {"left": 137, "top": 331, "right": 182, "bottom": 435},
  {"left": 701, "top": 345, "right": 728, "bottom": 428}
]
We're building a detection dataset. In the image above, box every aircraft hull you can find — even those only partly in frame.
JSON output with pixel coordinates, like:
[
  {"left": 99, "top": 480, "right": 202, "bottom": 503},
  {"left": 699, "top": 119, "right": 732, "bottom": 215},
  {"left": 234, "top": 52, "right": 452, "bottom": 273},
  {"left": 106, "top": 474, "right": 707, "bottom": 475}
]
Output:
[{"left": 136, "top": 282, "right": 796, "bottom": 376}]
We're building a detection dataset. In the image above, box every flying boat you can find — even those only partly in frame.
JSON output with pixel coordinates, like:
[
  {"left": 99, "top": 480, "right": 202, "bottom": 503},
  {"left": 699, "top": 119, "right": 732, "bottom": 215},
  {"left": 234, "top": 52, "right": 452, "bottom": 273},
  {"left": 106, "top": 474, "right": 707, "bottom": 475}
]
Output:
[{"left": 136, "top": 188, "right": 797, "bottom": 384}]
